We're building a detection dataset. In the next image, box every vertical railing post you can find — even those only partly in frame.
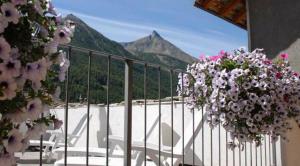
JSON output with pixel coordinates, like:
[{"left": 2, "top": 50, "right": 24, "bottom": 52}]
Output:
[
  {"left": 202, "top": 105, "right": 205, "bottom": 166},
  {"left": 106, "top": 56, "right": 111, "bottom": 165},
  {"left": 158, "top": 67, "right": 161, "bottom": 166},
  {"left": 226, "top": 132, "right": 228, "bottom": 166},
  {"left": 39, "top": 113, "right": 44, "bottom": 166},
  {"left": 245, "top": 142, "right": 247, "bottom": 166},
  {"left": 192, "top": 86, "right": 195, "bottom": 166},
  {"left": 211, "top": 125, "right": 213, "bottom": 166},
  {"left": 272, "top": 141, "right": 277, "bottom": 166},
  {"left": 219, "top": 124, "right": 221, "bottom": 166},
  {"left": 144, "top": 64, "right": 148, "bottom": 166},
  {"left": 264, "top": 136, "right": 267, "bottom": 166},
  {"left": 86, "top": 51, "right": 92, "bottom": 166},
  {"left": 181, "top": 72, "right": 185, "bottom": 165},
  {"left": 124, "top": 59, "right": 133, "bottom": 166},
  {"left": 250, "top": 142, "right": 253, "bottom": 166},
  {"left": 64, "top": 46, "right": 71, "bottom": 166},
  {"left": 170, "top": 69, "right": 174, "bottom": 166}
]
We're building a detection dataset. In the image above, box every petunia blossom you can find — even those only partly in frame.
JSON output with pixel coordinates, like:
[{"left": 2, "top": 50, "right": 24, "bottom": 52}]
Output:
[
  {"left": 1, "top": 3, "right": 20, "bottom": 24},
  {"left": 3, "top": 129, "right": 23, "bottom": 153},
  {"left": 26, "top": 98, "right": 43, "bottom": 120},
  {"left": 0, "top": 37, "right": 11, "bottom": 60}
]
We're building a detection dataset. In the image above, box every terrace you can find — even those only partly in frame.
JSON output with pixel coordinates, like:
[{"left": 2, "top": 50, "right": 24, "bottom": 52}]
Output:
[
  {"left": 15, "top": 45, "right": 282, "bottom": 166},
  {"left": 2, "top": 0, "right": 298, "bottom": 165}
]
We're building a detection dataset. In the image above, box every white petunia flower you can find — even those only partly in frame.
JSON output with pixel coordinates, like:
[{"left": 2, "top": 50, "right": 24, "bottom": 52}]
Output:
[
  {"left": 34, "top": 0, "right": 44, "bottom": 15},
  {"left": 3, "top": 59, "right": 21, "bottom": 77},
  {"left": 26, "top": 123, "right": 47, "bottom": 139},
  {"left": 5, "top": 108, "right": 27, "bottom": 123},
  {"left": 1, "top": 3, "right": 20, "bottom": 24},
  {"left": 251, "top": 80, "right": 259, "bottom": 87},
  {"left": 57, "top": 52, "right": 70, "bottom": 81},
  {"left": 248, "top": 93, "right": 258, "bottom": 102},
  {"left": 242, "top": 81, "right": 251, "bottom": 90},
  {"left": 0, "top": 37, "right": 11, "bottom": 60},
  {"left": 44, "top": 40, "right": 58, "bottom": 54},
  {"left": 230, "top": 102, "right": 241, "bottom": 112},
  {"left": 0, "top": 153, "right": 15, "bottom": 166},
  {"left": 35, "top": 58, "right": 49, "bottom": 81},
  {"left": 11, "top": 0, "right": 27, "bottom": 5},
  {"left": 0, "top": 77, "right": 17, "bottom": 100},
  {"left": 26, "top": 98, "right": 43, "bottom": 120},
  {"left": 0, "top": 16, "right": 8, "bottom": 33},
  {"left": 3, "top": 129, "right": 23, "bottom": 153},
  {"left": 54, "top": 26, "right": 72, "bottom": 44}
]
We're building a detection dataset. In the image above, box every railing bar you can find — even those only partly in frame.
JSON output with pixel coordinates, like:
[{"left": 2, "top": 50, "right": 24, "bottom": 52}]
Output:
[
  {"left": 170, "top": 70, "right": 174, "bottom": 166},
  {"left": 239, "top": 145, "right": 241, "bottom": 166},
  {"left": 124, "top": 60, "right": 133, "bottom": 166},
  {"left": 250, "top": 142, "right": 253, "bottom": 166},
  {"left": 264, "top": 136, "right": 267, "bottom": 166},
  {"left": 202, "top": 105, "right": 204, "bottom": 166},
  {"left": 245, "top": 142, "right": 247, "bottom": 166},
  {"left": 39, "top": 135, "right": 43, "bottom": 166},
  {"left": 255, "top": 144, "right": 257, "bottom": 166},
  {"left": 211, "top": 127, "right": 213, "bottom": 166},
  {"left": 158, "top": 67, "right": 161, "bottom": 166},
  {"left": 269, "top": 136, "right": 271, "bottom": 166},
  {"left": 272, "top": 141, "right": 277, "bottom": 166},
  {"left": 86, "top": 51, "right": 92, "bottom": 166},
  {"left": 260, "top": 143, "right": 262, "bottom": 166},
  {"left": 106, "top": 56, "right": 111, "bottom": 165},
  {"left": 226, "top": 132, "right": 228, "bottom": 166},
  {"left": 181, "top": 72, "right": 185, "bottom": 165},
  {"left": 64, "top": 46, "right": 71, "bottom": 166},
  {"left": 39, "top": 113, "right": 44, "bottom": 166},
  {"left": 233, "top": 147, "right": 235, "bottom": 166},
  {"left": 219, "top": 123, "right": 221, "bottom": 166},
  {"left": 60, "top": 45, "right": 192, "bottom": 74},
  {"left": 144, "top": 64, "right": 148, "bottom": 165},
  {"left": 192, "top": 86, "right": 195, "bottom": 166}
]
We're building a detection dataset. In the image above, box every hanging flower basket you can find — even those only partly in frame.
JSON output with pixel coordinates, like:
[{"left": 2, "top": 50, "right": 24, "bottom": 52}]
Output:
[
  {"left": 178, "top": 48, "right": 300, "bottom": 146},
  {"left": 0, "top": 0, "right": 74, "bottom": 164}
]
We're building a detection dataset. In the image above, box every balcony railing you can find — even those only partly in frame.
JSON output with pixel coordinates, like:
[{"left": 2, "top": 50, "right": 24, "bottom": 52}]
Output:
[{"left": 16, "top": 45, "right": 282, "bottom": 166}]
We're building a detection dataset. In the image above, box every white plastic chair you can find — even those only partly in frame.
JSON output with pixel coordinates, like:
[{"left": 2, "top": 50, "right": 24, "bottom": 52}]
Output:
[
  {"left": 131, "top": 110, "right": 207, "bottom": 166},
  {"left": 29, "top": 113, "right": 92, "bottom": 158}
]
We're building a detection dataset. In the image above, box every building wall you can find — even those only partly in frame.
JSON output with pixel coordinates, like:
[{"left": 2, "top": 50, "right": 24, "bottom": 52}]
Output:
[{"left": 247, "top": 1, "right": 300, "bottom": 166}]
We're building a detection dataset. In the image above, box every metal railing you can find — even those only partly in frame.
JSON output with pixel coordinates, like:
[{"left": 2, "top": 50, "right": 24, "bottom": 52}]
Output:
[{"left": 29, "top": 45, "right": 283, "bottom": 166}]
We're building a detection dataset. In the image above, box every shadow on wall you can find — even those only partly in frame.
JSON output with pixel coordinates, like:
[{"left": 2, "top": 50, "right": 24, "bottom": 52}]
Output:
[
  {"left": 162, "top": 123, "right": 203, "bottom": 166},
  {"left": 248, "top": 0, "right": 300, "bottom": 62},
  {"left": 97, "top": 107, "right": 112, "bottom": 148}
]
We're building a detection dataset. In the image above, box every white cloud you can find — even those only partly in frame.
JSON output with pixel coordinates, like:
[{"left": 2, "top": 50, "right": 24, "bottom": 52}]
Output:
[{"left": 58, "top": 8, "right": 246, "bottom": 57}]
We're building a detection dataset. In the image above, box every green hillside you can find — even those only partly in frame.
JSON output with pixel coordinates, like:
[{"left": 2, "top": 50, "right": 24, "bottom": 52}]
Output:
[{"left": 64, "top": 14, "right": 192, "bottom": 104}]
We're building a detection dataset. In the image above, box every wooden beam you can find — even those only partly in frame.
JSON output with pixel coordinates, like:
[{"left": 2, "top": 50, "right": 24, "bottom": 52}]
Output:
[
  {"left": 193, "top": 0, "right": 247, "bottom": 30},
  {"left": 219, "top": 0, "right": 241, "bottom": 16},
  {"left": 233, "top": 8, "right": 246, "bottom": 23},
  {"left": 202, "top": 0, "right": 214, "bottom": 8}
]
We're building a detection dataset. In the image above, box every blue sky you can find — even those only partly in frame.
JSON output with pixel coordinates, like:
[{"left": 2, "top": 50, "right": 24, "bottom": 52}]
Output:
[{"left": 52, "top": 0, "right": 247, "bottom": 57}]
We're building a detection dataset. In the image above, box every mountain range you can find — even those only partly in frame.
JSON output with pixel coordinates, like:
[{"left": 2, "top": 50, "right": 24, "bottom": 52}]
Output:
[{"left": 64, "top": 14, "right": 196, "bottom": 103}]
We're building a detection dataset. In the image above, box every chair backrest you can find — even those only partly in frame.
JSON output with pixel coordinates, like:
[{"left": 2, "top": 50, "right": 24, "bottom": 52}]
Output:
[
  {"left": 69, "top": 113, "right": 93, "bottom": 146},
  {"left": 71, "top": 113, "right": 88, "bottom": 136}
]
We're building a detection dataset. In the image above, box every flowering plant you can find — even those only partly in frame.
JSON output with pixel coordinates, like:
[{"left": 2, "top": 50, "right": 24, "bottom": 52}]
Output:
[
  {"left": 0, "top": 0, "right": 74, "bottom": 164},
  {"left": 178, "top": 48, "right": 300, "bottom": 146}
]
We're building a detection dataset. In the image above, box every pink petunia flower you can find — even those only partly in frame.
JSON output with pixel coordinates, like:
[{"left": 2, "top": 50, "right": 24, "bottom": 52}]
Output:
[
  {"left": 276, "top": 72, "right": 282, "bottom": 79},
  {"left": 280, "top": 53, "right": 289, "bottom": 59}
]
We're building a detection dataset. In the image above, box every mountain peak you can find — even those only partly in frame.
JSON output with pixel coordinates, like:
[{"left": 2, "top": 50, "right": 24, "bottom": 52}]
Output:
[
  {"left": 151, "top": 30, "right": 161, "bottom": 38},
  {"left": 122, "top": 31, "right": 197, "bottom": 64}
]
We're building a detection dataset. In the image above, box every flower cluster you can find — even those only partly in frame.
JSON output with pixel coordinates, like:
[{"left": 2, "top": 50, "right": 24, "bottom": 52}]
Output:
[
  {"left": 178, "top": 48, "right": 300, "bottom": 146},
  {"left": 0, "top": 0, "right": 74, "bottom": 164}
]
